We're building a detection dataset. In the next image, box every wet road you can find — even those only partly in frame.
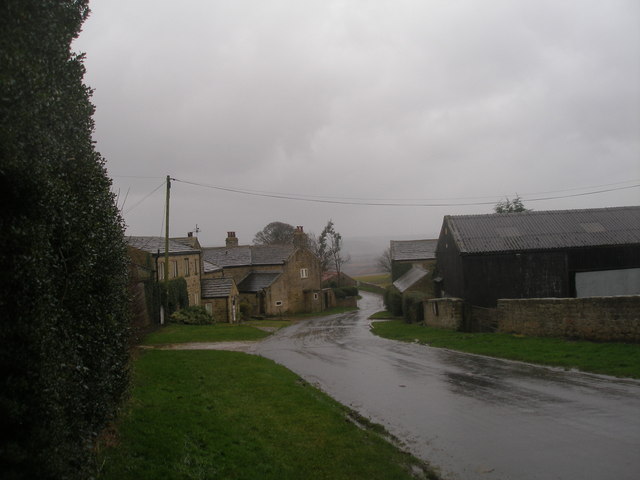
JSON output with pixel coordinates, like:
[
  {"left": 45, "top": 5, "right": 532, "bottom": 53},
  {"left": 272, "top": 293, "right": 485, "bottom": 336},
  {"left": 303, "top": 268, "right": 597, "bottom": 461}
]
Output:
[{"left": 254, "top": 292, "right": 640, "bottom": 480}]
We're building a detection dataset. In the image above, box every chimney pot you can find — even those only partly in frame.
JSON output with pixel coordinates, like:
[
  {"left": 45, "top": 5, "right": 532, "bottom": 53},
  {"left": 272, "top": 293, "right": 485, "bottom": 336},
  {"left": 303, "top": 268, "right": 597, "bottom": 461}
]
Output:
[
  {"left": 226, "top": 231, "right": 239, "bottom": 247},
  {"left": 187, "top": 232, "right": 193, "bottom": 237}
]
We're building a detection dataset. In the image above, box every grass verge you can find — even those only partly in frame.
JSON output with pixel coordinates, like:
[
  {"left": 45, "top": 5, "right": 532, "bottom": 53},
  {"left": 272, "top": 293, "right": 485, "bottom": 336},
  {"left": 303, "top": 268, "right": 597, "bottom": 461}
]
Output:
[
  {"left": 97, "top": 350, "right": 438, "bottom": 480},
  {"left": 370, "top": 317, "right": 640, "bottom": 379},
  {"left": 142, "top": 324, "right": 272, "bottom": 345}
]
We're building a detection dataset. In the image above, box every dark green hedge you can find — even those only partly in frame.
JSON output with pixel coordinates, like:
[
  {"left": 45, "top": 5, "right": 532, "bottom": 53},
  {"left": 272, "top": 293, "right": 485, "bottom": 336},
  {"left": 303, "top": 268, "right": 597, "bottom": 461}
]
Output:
[
  {"left": 383, "top": 286, "right": 403, "bottom": 316},
  {"left": 332, "top": 286, "right": 359, "bottom": 299},
  {"left": 0, "top": 2, "right": 131, "bottom": 479},
  {"left": 402, "top": 291, "right": 428, "bottom": 324}
]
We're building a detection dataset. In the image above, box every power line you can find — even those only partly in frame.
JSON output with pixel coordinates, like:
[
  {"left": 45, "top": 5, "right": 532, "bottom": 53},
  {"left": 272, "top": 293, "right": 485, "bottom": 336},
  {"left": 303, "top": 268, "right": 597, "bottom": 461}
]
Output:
[
  {"left": 171, "top": 177, "right": 639, "bottom": 207},
  {"left": 123, "top": 180, "right": 166, "bottom": 214}
]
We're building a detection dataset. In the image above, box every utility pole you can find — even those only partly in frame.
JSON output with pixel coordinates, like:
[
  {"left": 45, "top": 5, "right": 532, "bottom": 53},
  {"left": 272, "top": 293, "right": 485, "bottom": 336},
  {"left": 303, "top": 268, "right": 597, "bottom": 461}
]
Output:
[{"left": 163, "top": 175, "right": 171, "bottom": 323}]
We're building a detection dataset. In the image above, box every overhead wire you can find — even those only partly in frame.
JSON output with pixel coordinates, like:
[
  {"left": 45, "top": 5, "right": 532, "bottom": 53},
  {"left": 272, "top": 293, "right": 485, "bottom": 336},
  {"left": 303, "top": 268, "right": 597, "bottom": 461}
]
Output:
[{"left": 170, "top": 177, "right": 640, "bottom": 207}]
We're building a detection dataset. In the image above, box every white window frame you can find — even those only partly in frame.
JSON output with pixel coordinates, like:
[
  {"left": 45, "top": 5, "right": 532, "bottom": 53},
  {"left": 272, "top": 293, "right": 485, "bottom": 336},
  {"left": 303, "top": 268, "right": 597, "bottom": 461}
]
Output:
[
  {"left": 275, "top": 300, "right": 283, "bottom": 307},
  {"left": 184, "top": 258, "right": 190, "bottom": 277},
  {"left": 171, "top": 260, "right": 178, "bottom": 278},
  {"left": 300, "top": 268, "right": 309, "bottom": 279}
]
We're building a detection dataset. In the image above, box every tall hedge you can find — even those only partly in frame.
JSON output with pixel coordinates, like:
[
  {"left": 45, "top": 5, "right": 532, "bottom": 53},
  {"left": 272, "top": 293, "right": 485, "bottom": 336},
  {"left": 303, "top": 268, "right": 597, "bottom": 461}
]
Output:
[{"left": 0, "top": 2, "right": 131, "bottom": 479}]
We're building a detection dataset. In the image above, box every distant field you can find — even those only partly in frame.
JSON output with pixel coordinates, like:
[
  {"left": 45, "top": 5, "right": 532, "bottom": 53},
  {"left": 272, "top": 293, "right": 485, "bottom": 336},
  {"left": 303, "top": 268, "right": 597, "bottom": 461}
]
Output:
[{"left": 355, "top": 273, "right": 391, "bottom": 286}]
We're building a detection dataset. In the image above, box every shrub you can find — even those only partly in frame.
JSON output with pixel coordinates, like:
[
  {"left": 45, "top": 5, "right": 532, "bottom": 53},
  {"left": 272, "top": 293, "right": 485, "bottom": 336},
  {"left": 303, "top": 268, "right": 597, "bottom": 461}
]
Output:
[
  {"left": 402, "top": 291, "right": 428, "bottom": 324},
  {"left": 163, "top": 278, "right": 189, "bottom": 316},
  {"left": 170, "top": 306, "right": 215, "bottom": 325},
  {"left": 0, "top": 3, "right": 131, "bottom": 478},
  {"left": 239, "top": 301, "right": 252, "bottom": 320},
  {"left": 383, "top": 286, "right": 403, "bottom": 317},
  {"left": 333, "top": 286, "right": 359, "bottom": 299}
]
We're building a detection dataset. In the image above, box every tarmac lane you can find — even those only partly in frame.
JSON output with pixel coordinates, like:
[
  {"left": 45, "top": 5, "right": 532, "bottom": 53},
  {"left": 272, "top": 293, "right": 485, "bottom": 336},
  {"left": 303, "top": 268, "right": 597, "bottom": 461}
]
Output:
[{"left": 253, "top": 292, "right": 640, "bottom": 480}]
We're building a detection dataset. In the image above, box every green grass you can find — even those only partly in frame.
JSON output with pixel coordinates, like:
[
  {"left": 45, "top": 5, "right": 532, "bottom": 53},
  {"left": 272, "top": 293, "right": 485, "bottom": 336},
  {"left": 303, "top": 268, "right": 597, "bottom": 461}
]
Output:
[
  {"left": 97, "top": 350, "right": 437, "bottom": 480},
  {"left": 371, "top": 319, "right": 640, "bottom": 379},
  {"left": 142, "top": 324, "right": 271, "bottom": 345}
]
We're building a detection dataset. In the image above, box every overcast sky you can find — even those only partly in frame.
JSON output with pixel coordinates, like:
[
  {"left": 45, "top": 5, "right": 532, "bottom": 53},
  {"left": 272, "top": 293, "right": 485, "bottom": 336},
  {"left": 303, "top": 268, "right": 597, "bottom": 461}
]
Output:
[{"left": 74, "top": 0, "right": 640, "bottom": 247}]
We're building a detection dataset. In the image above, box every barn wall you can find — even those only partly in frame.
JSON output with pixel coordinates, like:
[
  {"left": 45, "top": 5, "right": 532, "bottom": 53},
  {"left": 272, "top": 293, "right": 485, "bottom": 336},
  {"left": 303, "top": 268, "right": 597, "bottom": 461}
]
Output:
[{"left": 461, "top": 251, "right": 568, "bottom": 307}]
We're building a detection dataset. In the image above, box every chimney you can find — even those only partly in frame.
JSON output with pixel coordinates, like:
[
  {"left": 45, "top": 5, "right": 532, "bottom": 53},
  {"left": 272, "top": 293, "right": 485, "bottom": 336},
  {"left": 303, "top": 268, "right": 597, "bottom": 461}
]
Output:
[
  {"left": 187, "top": 232, "right": 193, "bottom": 237},
  {"left": 293, "top": 226, "right": 307, "bottom": 248},
  {"left": 226, "top": 231, "right": 239, "bottom": 247}
]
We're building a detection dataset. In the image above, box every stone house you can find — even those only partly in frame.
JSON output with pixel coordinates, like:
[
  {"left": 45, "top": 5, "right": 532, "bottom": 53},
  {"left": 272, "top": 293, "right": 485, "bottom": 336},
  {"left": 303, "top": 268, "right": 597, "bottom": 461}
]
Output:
[
  {"left": 127, "top": 235, "right": 202, "bottom": 307},
  {"left": 201, "top": 277, "right": 240, "bottom": 323},
  {"left": 201, "top": 228, "right": 323, "bottom": 316},
  {"left": 390, "top": 239, "right": 438, "bottom": 296}
]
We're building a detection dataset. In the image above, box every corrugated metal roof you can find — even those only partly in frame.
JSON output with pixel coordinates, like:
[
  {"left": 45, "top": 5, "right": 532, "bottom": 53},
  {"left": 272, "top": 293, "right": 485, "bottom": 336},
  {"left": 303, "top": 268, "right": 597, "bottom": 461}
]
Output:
[
  {"left": 237, "top": 272, "right": 281, "bottom": 292},
  {"left": 445, "top": 206, "right": 640, "bottom": 254},
  {"left": 393, "top": 265, "right": 429, "bottom": 293},
  {"left": 127, "top": 236, "right": 199, "bottom": 255},
  {"left": 201, "top": 278, "right": 235, "bottom": 298},
  {"left": 201, "top": 245, "right": 294, "bottom": 268},
  {"left": 390, "top": 239, "right": 438, "bottom": 261}
]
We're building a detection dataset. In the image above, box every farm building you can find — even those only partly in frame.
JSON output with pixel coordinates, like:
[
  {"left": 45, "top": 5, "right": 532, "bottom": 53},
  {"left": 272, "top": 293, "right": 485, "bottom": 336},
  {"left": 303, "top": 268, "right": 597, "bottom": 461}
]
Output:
[{"left": 435, "top": 206, "right": 640, "bottom": 307}]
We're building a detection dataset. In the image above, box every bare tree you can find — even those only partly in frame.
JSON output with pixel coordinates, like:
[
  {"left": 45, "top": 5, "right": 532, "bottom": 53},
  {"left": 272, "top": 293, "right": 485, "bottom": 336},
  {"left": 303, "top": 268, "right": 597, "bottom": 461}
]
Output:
[
  {"left": 318, "top": 220, "right": 350, "bottom": 281},
  {"left": 377, "top": 247, "right": 392, "bottom": 274}
]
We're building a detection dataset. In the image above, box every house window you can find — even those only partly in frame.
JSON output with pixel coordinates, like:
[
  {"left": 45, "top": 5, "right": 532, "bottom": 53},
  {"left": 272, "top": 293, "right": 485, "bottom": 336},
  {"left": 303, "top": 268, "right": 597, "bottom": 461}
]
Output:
[
  {"left": 205, "top": 303, "right": 212, "bottom": 314},
  {"left": 313, "top": 293, "right": 319, "bottom": 300},
  {"left": 184, "top": 258, "right": 190, "bottom": 276},
  {"left": 275, "top": 301, "right": 283, "bottom": 307},
  {"left": 171, "top": 261, "right": 178, "bottom": 278},
  {"left": 300, "top": 268, "right": 309, "bottom": 279},
  {"left": 158, "top": 261, "right": 165, "bottom": 280}
]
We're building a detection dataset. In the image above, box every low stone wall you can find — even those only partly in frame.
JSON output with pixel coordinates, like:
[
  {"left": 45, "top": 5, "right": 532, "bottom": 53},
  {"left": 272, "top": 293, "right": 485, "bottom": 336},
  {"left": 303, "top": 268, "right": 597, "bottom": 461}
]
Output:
[
  {"left": 498, "top": 296, "right": 640, "bottom": 342},
  {"left": 424, "top": 298, "right": 465, "bottom": 330}
]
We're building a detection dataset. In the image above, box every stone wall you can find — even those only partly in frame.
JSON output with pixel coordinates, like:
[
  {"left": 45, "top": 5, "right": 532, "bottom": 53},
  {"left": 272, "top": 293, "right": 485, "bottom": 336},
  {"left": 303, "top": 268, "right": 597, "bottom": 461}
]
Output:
[
  {"left": 424, "top": 298, "right": 465, "bottom": 330},
  {"left": 498, "top": 296, "right": 640, "bottom": 342}
]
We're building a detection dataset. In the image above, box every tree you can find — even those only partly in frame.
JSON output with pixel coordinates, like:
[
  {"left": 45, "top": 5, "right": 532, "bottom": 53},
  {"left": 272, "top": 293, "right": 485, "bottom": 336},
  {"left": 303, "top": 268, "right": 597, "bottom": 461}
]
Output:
[
  {"left": 377, "top": 247, "right": 393, "bottom": 275},
  {"left": 494, "top": 195, "right": 530, "bottom": 213},
  {"left": 0, "top": 2, "right": 130, "bottom": 478},
  {"left": 253, "top": 221, "right": 296, "bottom": 245},
  {"left": 317, "top": 220, "right": 350, "bottom": 280}
]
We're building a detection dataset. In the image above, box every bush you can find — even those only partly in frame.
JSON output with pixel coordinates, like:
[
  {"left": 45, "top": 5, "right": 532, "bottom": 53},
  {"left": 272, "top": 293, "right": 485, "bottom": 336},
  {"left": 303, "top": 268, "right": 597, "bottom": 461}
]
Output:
[
  {"left": 0, "top": 3, "right": 131, "bottom": 479},
  {"left": 402, "top": 291, "right": 428, "bottom": 324},
  {"left": 239, "top": 301, "right": 252, "bottom": 320},
  {"left": 170, "top": 306, "right": 214, "bottom": 325},
  {"left": 332, "top": 286, "right": 359, "bottom": 299},
  {"left": 383, "top": 286, "right": 403, "bottom": 316}
]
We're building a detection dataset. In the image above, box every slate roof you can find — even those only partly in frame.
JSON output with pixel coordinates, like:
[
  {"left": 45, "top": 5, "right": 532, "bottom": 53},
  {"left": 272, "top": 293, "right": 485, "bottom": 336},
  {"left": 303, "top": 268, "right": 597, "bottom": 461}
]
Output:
[
  {"left": 201, "top": 278, "right": 235, "bottom": 298},
  {"left": 127, "top": 236, "right": 199, "bottom": 255},
  {"left": 237, "top": 272, "right": 281, "bottom": 292},
  {"left": 201, "top": 245, "right": 295, "bottom": 268},
  {"left": 393, "top": 265, "right": 429, "bottom": 293},
  {"left": 390, "top": 239, "right": 438, "bottom": 261},
  {"left": 203, "top": 260, "right": 222, "bottom": 274},
  {"left": 444, "top": 206, "right": 640, "bottom": 254}
]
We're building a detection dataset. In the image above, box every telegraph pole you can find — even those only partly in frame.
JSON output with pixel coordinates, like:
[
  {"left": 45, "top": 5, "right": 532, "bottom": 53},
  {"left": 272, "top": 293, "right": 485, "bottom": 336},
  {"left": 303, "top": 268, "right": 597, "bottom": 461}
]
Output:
[{"left": 163, "top": 175, "right": 171, "bottom": 323}]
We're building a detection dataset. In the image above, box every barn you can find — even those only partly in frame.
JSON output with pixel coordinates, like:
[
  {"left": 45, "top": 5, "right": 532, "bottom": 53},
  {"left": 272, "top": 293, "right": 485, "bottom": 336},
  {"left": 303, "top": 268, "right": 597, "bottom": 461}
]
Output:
[{"left": 435, "top": 206, "right": 640, "bottom": 307}]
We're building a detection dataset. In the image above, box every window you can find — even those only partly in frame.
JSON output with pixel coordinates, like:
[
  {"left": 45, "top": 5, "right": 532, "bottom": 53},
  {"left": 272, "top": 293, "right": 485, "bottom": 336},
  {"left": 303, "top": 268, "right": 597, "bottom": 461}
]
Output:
[
  {"left": 205, "top": 303, "right": 212, "bottom": 314},
  {"left": 158, "top": 261, "right": 165, "bottom": 280},
  {"left": 313, "top": 293, "right": 319, "bottom": 300},
  {"left": 171, "top": 260, "right": 178, "bottom": 278},
  {"left": 192, "top": 294, "right": 199, "bottom": 306},
  {"left": 184, "top": 258, "right": 190, "bottom": 276},
  {"left": 300, "top": 268, "right": 309, "bottom": 279},
  {"left": 275, "top": 301, "right": 283, "bottom": 307}
]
